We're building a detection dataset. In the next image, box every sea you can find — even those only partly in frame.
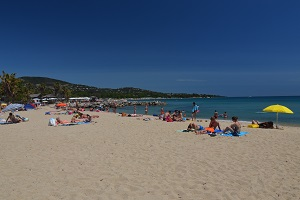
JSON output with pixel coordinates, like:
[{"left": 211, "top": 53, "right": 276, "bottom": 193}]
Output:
[{"left": 116, "top": 96, "right": 300, "bottom": 127}]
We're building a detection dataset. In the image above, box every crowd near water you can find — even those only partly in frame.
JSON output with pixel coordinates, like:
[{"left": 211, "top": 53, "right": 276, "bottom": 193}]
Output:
[{"left": 116, "top": 96, "right": 300, "bottom": 127}]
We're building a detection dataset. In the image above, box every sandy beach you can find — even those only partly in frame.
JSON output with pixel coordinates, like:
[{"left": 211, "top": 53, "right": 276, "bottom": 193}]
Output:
[{"left": 1, "top": 106, "right": 300, "bottom": 200}]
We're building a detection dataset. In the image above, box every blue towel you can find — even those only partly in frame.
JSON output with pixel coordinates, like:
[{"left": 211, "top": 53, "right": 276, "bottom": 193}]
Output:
[
  {"left": 60, "top": 121, "right": 91, "bottom": 126},
  {"left": 219, "top": 132, "right": 249, "bottom": 137}
]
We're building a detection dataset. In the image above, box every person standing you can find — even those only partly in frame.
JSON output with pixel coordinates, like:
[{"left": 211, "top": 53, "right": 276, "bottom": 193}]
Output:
[
  {"left": 145, "top": 103, "right": 148, "bottom": 115},
  {"left": 191, "top": 102, "right": 199, "bottom": 121},
  {"left": 113, "top": 102, "right": 117, "bottom": 114},
  {"left": 223, "top": 112, "right": 228, "bottom": 118},
  {"left": 134, "top": 105, "right": 136, "bottom": 114},
  {"left": 160, "top": 107, "right": 164, "bottom": 115},
  {"left": 214, "top": 110, "right": 219, "bottom": 119}
]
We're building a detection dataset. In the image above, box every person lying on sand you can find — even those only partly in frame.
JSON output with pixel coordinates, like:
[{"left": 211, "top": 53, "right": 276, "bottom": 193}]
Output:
[
  {"left": 187, "top": 123, "right": 207, "bottom": 135},
  {"left": 77, "top": 111, "right": 99, "bottom": 119},
  {"left": 71, "top": 114, "right": 92, "bottom": 123},
  {"left": 252, "top": 120, "right": 274, "bottom": 129},
  {"left": 187, "top": 117, "right": 221, "bottom": 135},
  {"left": 55, "top": 117, "right": 70, "bottom": 125},
  {"left": 187, "top": 122, "right": 199, "bottom": 131}
]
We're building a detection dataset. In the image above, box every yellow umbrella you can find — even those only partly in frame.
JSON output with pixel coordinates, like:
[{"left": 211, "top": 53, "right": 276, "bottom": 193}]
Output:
[{"left": 263, "top": 104, "right": 293, "bottom": 128}]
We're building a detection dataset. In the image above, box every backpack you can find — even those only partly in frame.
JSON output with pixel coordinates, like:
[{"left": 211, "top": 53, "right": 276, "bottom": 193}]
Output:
[{"left": 48, "top": 118, "right": 57, "bottom": 126}]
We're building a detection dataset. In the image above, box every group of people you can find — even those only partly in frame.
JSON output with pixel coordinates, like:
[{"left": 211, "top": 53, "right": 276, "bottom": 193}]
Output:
[
  {"left": 160, "top": 110, "right": 185, "bottom": 122},
  {"left": 187, "top": 116, "right": 241, "bottom": 136},
  {"left": 55, "top": 109, "right": 99, "bottom": 125},
  {"left": 188, "top": 102, "right": 241, "bottom": 135}
]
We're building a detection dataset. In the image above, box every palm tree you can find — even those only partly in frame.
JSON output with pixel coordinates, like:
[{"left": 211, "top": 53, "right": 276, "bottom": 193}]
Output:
[
  {"left": 18, "top": 83, "right": 32, "bottom": 103},
  {"left": 62, "top": 86, "right": 71, "bottom": 102},
  {"left": 38, "top": 83, "right": 47, "bottom": 96},
  {"left": 53, "top": 82, "right": 61, "bottom": 97},
  {"left": 0, "top": 71, "right": 21, "bottom": 102}
]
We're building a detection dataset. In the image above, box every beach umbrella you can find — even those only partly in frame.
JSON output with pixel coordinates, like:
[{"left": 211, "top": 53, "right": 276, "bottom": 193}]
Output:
[
  {"left": 263, "top": 104, "right": 293, "bottom": 128},
  {"left": 2, "top": 103, "right": 24, "bottom": 112}
]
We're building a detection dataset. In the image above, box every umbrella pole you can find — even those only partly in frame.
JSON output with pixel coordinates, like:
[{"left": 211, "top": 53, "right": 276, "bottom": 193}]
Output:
[{"left": 276, "top": 112, "right": 279, "bottom": 129}]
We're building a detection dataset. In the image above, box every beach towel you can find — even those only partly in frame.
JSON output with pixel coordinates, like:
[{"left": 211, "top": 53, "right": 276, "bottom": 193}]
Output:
[
  {"left": 177, "top": 129, "right": 194, "bottom": 132},
  {"left": 15, "top": 115, "right": 29, "bottom": 122},
  {"left": 219, "top": 132, "right": 249, "bottom": 137},
  {"left": 59, "top": 121, "right": 91, "bottom": 126},
  {"left": 0, "top": 118, "right": 13, "bottom": 125},
  {"left": 0, "top": 121, "right": 12, "bottom": 125}
]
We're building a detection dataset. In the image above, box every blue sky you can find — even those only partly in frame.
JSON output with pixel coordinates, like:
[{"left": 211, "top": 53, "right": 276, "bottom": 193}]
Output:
[{"left": 1, "top": 0, "right": 300, "bottom": 97}]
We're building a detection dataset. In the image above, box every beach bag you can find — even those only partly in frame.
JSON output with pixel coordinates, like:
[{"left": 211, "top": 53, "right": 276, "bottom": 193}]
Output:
[{"left": 48, "top": 118, "right": 56, "bottom": 126}]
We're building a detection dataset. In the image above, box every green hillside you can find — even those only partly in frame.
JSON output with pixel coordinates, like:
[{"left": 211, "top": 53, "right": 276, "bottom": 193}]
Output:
[{"left": 19, "top": 76, "right": 222, "bottom": 98}]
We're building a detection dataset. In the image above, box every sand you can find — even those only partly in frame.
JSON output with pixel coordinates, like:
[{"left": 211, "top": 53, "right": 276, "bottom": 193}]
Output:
[{"left": 1, "top": 106, "right": 300, "bottom": 200}]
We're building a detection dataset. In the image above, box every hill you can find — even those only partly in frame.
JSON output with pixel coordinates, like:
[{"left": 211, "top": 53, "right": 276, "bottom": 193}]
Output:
[{"left": 19, "top": 76, "right": 222, "bottom": 98}]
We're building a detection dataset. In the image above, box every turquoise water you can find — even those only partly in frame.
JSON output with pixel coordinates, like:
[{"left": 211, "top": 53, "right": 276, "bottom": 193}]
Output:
[{"left": 116, "top": 96, "right": 300, "bottom": 127}]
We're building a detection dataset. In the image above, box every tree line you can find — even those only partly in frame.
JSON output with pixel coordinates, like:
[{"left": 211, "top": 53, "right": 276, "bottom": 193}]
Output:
[
  {"left": 0, "top": 71, "right": 71, "bottom": 103},
  {"left": 0, "top": 71, "right": 222, "bottom": 103}
]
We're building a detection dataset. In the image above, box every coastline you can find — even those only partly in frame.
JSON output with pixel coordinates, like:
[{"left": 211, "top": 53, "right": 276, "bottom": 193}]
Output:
[{"left": 1, "top": 106, "right": 300, "bottom": 199}]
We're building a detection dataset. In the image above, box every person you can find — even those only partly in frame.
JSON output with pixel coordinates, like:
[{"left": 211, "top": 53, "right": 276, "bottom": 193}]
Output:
[
  {"left": 187, "top": 122, "right": 200, "bottom": 131},
  {"left": 160, "top": 107, "right": 164, "bottom": 115},
  {"left": 172, "top": 110, "right": 183, "bottom": 121},
  {"left": 84, "top": 114, "right": 92, "bottom": 122},
  {"left": 214, "top": 110, "right": 218, "bottom": 119},
  {"left": 77, "top": 111, "right": 99, "bottom": 119},
  {"left": 145, "top": 103, "right": 148, "bottom": 115},
  {"left": 191, "top": 102, "right": 199, "bottom": 121},
  {"left": 55, "top": 117, "right": 70, "bottom": 125},
  {"left": 194, "top": 117, "right": 221, "bottom": 135},
  {"left": 134, "top": 105, "right": 136, "bottom": 114},
  {"left": 207, "top": 116, "right": 221, "bottom": 130},
  {"left": 163, "top": 111, "right": 171, "bottom": 121},
  {"left": 6, "top": 112, "right": 22, "bottom": 123},
  {"left": 159, "top": 107, "right": 165, "bottom": 120},
  {"left": 223, "top": 116, "right": 241, "bottom": 136},
  {"left": 112, "top": 102, "right": 117, "bottom": 114},
  {"left": 223, "top": 112, "right": 228, "bottom": 118},
  {"left": 252, "top": 120, "right": 274, "bottom": 129},
  {"left": 75, "top": 101, "right": 79, "bottom": 110},
  {"left": 186, "top": 123, "right": 208, "bottom": 135}
]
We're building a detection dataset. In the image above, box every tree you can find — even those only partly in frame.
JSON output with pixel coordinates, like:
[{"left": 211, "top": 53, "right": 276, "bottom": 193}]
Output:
[
  {"left": 18, "top": 82, "right": 32, "bottom": 103},
  {"left": 38, "top": 83, "right": 47, "bottom": 96},
  {"left": 0, "top": 71, "right": 21, "bottom": 102},
  {"left": 62, "top": 86, "right": 71, "bottom": 102},
  {"left": 53, "top": 82, "right": 61, "bottom": 97}
]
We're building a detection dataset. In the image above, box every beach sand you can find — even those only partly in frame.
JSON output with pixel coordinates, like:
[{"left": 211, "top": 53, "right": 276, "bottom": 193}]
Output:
[{"left": 1, "top": 106, "right": 300, "bottom": 200}]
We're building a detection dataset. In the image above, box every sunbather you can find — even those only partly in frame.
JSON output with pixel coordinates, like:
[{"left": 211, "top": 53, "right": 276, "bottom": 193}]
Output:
[
  {"left": 77, "top": 111, "right": 99, "bottom": 119},
  {"left": 252, "top": 120, "right": 274, "bottom": 128},
  {"left": 55, "top": 117, "right": 70, "bottom": 125},
  {"left": 223, "top": 116, "right": 241, "bottom": 135},
  {"left": 6, "top": 113, "right": 22, "bottom": 123}
]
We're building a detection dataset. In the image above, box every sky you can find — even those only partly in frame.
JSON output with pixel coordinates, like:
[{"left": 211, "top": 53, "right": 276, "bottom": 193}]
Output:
[{"left": 1, "top": 0, "right": 300, "bottom": 97}]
